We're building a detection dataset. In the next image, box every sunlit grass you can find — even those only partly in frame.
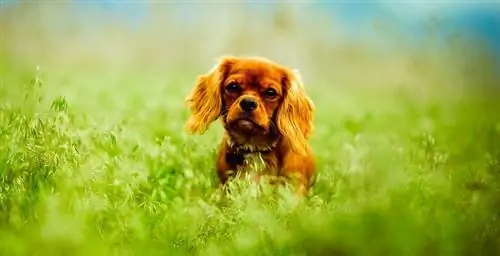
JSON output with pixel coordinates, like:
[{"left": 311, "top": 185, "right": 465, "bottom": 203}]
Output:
[{"left": 1, "top": 56, "right": 499, "bottom": 255}]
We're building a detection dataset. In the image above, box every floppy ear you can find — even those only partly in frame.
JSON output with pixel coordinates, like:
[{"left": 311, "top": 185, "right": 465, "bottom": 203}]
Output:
[
  {"left": 276, "top": 69, "right": 315, "bottom": 155},
  {"left": 184, "top": 57, "right": 236, "bottom": 134}
]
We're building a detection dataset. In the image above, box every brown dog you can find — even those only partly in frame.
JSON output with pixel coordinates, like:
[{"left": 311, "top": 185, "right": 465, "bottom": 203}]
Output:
[{"left": 184, "top": 56, "right": 316, "bottom": 196}]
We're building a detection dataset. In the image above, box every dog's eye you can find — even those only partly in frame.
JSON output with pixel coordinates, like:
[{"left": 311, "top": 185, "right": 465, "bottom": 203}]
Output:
[
  {"left": 226, "top": 82, "right": 241, "bottom": 93},
  {"left": 264, "top": 88, "right": 278, "bottom": 99}
]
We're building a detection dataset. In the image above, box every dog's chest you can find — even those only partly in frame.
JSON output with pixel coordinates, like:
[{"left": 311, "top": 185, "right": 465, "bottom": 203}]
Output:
[
  {"left": 226, "top": 151, "right": 275, "bottom": 176},
  {"left": 240, "top": 152, "right": 267, "bottom": 173}
]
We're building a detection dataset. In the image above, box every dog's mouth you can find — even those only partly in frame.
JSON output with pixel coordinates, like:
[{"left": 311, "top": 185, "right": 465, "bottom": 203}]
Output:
[{"left": 229, "top": 118, "right": 266, "bottom": 134}]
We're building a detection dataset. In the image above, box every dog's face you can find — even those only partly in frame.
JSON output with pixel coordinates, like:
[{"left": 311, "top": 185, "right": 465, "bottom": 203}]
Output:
[
  {"left": 185, "top": 56, "right": 314, "bottom": 154},
  {"left": 222, "top": 58, "right": 284, "bottom": 138}
]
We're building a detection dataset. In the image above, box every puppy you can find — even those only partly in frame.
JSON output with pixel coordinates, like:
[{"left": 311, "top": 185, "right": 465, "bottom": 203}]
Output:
[{"left": 184, "top": 56, "right": 315, "bottom": 196}]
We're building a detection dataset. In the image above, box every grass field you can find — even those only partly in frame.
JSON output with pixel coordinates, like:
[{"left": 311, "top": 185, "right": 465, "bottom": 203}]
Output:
[{"left": 1, "top": 3, "right": 500, "bottom": 256}]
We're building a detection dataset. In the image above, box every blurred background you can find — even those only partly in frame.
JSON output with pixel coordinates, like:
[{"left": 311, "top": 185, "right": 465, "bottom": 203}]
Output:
[{"left": 2, "top": 1, "right": 499, "bottom": 88}]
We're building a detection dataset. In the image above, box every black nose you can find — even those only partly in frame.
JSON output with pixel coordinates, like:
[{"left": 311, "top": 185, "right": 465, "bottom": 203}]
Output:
[{"left": 240, "top": 97, "right": 258, "bottom": 112}]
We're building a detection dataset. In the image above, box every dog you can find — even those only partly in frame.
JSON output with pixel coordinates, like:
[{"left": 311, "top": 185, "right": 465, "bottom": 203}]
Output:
[{"left": 184, "top": 56, "right": 316, "bottom": 196}]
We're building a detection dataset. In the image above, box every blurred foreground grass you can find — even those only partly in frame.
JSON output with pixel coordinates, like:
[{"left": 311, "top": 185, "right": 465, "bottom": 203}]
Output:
[{"left": 1, "top": 3, "right": 500, "bottom": 256}]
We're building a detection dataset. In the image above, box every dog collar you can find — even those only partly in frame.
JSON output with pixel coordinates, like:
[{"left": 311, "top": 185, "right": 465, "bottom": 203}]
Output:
[{"left": 226, "top": 137, "right": 278, "bottom": 154}]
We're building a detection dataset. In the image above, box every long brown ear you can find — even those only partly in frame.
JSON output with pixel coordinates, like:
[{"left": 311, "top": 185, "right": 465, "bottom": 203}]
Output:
[
  {"left": 184, "top": 57, "right": 235, "bottom": 134},
  {"left": 276, "top": 69, "right": 315, "bottom": 155}
]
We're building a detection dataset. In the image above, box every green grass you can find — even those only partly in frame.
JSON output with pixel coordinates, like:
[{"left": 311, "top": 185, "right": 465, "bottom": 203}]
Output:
[
  {"left": 1, "top": 47, "right": 500, "bottom": 256},
  {"left": 1, "top": 63, "right": 499, "bottom": 256}
]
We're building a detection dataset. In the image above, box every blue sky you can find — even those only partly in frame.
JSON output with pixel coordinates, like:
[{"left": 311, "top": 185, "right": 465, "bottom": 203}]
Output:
[{"left": 3, "top": 1, "right": 499, "bottom": 59}]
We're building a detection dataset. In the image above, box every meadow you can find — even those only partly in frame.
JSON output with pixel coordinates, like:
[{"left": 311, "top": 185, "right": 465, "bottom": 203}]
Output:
[{"left": 1, "top": 3, "right": 500, "bottom": 255}]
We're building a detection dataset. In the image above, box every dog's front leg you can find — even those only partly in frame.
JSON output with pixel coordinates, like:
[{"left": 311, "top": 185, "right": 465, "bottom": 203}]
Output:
[
  {"left": 216, "top": 139, "right": 241, "bottom": 185},
  {"left": 279, "top": 147, "right": 316, "bottom": 197}
]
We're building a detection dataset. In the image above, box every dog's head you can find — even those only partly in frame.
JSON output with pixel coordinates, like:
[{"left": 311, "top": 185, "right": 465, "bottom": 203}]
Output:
[{"left": 185, "top": 56, "right": 314, "bottom": 155}]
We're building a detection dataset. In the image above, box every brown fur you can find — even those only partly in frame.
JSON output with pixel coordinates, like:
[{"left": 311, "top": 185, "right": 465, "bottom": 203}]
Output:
[{"left": 185, "top": 56, "right": 316, "bottom": 196}]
